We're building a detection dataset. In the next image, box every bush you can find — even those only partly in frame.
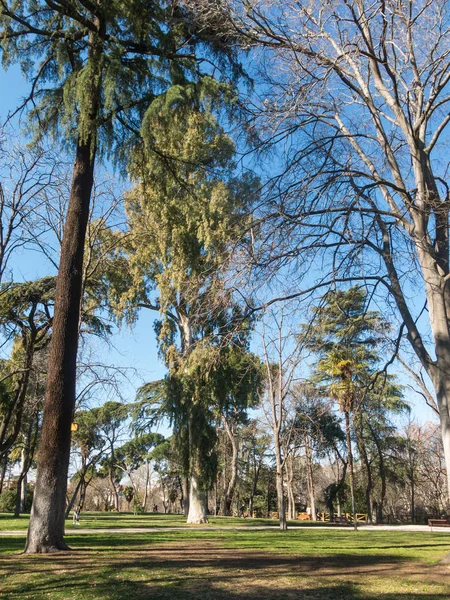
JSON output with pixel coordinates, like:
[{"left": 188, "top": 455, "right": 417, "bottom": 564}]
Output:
[
  {"left": 0, "top": 489, "right": 17, "bottom": 512},
  {"left": 0, "top": 487, "right": 33, "bottom": 513}
]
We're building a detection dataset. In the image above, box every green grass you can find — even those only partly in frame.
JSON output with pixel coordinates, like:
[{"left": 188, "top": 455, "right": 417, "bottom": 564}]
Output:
[
  {"left": 0, "top": 511, "right": 344, "bottom": 531},
  {"left": 1, "top": 518, "right": 450, "bottom": 599}
]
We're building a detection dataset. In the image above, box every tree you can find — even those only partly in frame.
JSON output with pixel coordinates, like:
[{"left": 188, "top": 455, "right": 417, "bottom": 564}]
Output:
[
  {"left": 95, "top": 401, "right": 129, "bottom": 512},
  {"left": 1, "top": 0, "right": 242, "bottom": 552},
  {"left": 258, "top": 308, "right": 303, "bottom": 530},
  {"left": 188, "top": 0, "right": 450, "bottom": 508},
  {"left": 306, "top": 287, "right": 387, "bottom": 529},
  {"left": 0, "top": 278, "right": 54, "bottom": 458},
  {"left": 0, "top": 128, "right": 59, "bottom": 284},
  {"left": 101, "top": 98, "right": 259, "bottom": 523},
  {"left": 290, "top": 383, "right": 346, "bottom": 522}
]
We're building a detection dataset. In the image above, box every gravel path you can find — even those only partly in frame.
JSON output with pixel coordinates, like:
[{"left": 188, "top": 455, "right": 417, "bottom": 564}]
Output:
[{"left": 1, "top": 523, "right": 449, "bottom": 536}]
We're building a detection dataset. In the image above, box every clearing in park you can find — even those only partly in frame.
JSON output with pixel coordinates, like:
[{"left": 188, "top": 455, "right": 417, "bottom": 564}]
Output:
[{"left": 1, "top": 513, "right": 450, "bottom": 599}]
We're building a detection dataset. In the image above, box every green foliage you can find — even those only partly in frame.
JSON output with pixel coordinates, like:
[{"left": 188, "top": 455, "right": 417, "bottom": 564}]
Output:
[
  {"left": 0, "top": 1, "right": 243, "bottom": 158},
  {"left": 306, "top": 287, "right": 390, "bottom": 413},
  {"left": 0, "top": 489, "right": 16, "bottom": 512},
  {"left": 0, "top": 488, "right": 32, "bottom": 512}
]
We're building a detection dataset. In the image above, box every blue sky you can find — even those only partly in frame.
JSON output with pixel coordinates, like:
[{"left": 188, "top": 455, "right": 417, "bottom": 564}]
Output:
[
  {"left": 0, "top": 64, "right": 439, "bottom": 428},
  {"left": 0, "top": 65, "right": 168, "bottom": 411}
]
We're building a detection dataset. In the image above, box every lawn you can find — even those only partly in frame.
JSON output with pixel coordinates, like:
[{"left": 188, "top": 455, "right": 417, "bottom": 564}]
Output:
[
  {"left": 1, "top": 515, "right": 450, "bottom": 599},
  {"left": 0, "top": 512, "right": 344, "bottom": 531}
]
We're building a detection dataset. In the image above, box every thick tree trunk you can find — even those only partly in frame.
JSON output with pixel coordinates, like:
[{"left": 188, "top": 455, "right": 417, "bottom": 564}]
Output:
[
  {"left": 344, "top": 410, "right": 358, "bottom": 531},
  {"left": 433, "top": 370, "right": 450, "bottom": 507},
  {"left": 187, "top": 472, "right": 208, "bottom": 524},
  {"left": 24, "top": 139, "right": 96, "bottom": 553}
]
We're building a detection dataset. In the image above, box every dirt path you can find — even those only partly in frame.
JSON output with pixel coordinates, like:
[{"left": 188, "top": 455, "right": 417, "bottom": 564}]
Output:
[{"left": 1, "top": 524, "right": 450, "bottom": 536}]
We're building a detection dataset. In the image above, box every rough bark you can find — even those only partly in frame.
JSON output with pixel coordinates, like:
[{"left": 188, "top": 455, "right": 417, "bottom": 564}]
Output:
[{"left": 24, "top": 138, "right": 96, "bottom": 553}]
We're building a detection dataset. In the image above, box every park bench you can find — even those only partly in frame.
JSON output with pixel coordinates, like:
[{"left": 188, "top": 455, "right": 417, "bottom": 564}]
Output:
[
  {"left": 334, "top": 515, "right": 349, "bottom": 524},
  {"left": 428, "top": 518, "right": 450, "bottom": 530}
]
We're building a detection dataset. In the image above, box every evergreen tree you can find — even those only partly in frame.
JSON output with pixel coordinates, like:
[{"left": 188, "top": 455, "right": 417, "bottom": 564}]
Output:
[
  {"left": 101, "top": 102, "right": 260, "bottom": 522},
  {"left": 0, "top": 0, "right": 242, "bottom": 552},
  {"left": 306, "top": 287, "right": 388, "bottom": 529}
]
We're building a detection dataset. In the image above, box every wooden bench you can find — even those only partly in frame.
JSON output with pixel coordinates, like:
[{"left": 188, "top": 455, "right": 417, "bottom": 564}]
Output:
[{"left": 428, "top": 518, "right": 450, "bottom": 530}]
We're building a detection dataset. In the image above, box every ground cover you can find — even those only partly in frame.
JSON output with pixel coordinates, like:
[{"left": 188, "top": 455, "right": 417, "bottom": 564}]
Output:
[
  {"left": 0, "top": 512, "right": 341, "bottom": 531},
  {"left": 0, "top": 518, "right": 450, "bottom": 599}
]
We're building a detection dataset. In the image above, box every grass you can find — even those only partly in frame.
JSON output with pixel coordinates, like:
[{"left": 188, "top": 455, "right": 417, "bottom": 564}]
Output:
[
  {"left": 0, "top": 511, "right": 346, "bottom": 531},
  {"left": 0, "top": 514, "right": 450, "bottom": 599}
]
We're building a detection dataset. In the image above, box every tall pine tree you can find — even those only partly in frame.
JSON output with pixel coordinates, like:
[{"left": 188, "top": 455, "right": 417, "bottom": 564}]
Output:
[{"left": 0, "top": 0, "right": 241, "bottom": 552}]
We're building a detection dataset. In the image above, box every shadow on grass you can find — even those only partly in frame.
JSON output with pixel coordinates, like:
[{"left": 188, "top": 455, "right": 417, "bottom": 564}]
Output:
[{"left": 1, "top": 534, "right": 449, "bottom": 600}]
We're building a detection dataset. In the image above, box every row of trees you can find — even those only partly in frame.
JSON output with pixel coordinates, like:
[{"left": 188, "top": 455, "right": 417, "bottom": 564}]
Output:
[{"left": 1, "top": 0, "right": 450, "bottom": 554}]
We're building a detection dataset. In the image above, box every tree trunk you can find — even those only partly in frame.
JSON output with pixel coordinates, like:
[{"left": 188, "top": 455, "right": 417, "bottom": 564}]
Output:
[
  {"left": 0, "top": 455, "right": 7, "bottom": 494},
  {"left": 65, "top": 476, "right": 83, "bottom": 520},
  {"left": 142, "top": 462, "right": 150, "bottom": 512},
  {"left": 344, "top": 410, "right": 358, "bottom": 531},
  {"left": 433, "top": 369, "right": 450, "bottom": 507},
  {"left": 24, "top": 138, "right": 96, "bottom": 553},
  {"left": 356, "top": 426, "right": 373, "bottom": 522},
  {"left": 370, "top": 426, "right": 386, "bottom": 523},
  {"left": 223, "top": 416, "right": 238, "bottom": 516},
  {"left": 187, "top": 472, "right": 208, "bottom": 524},
  {"left": 182, "top": 477, "right": 189, "bottom": 517},
  {"left": 305, "top": 437, "right": 316, "bottom": 521},
  {"left": 273, "top": 435, "right": 286, "bottom": 530},
  {"left": 285, "top": 453, "right": 295, "bottom": 521}
]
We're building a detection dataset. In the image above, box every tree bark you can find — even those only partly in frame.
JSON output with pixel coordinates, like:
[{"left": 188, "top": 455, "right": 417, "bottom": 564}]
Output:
[
  {"left": 356, "top": 425, "right": 373, "bottom": 523},
  {"left": 187, "top": 470, "right": 208, "bottom": 524},
  {"left": 305, "top": 438, "right": 316, "bottom": 521},
  {"left": 182, "top": 477, "right": 189, "bottom": 517},
  {"left": 223, "top": 415, "right": 238, "bottom": 516},
  {"left": 24, "top": 138, "right": 96, "bottom": 553},
  {"left": 273, "top": 432, "right": 287, "bottom": 529},
  {"left": 285, "top": 453, "right": 295, "bottom": 521},
  {"left": 344, "top": 410, "right": 358, "bottom": 531},
  {"left": 0, "top": 455, "right": 7, "bottom": 494}
]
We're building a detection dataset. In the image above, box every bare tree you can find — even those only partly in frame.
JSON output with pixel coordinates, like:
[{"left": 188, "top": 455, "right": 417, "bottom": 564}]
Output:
[
  {"left": 0, "top": 128, "right": 61, "bottom": 283},
  {"left": 258, "top": 308, "right": 302, "bottom": 529},
  {"left": 188, "top": 0, "right": 450, "bottom": 503}
]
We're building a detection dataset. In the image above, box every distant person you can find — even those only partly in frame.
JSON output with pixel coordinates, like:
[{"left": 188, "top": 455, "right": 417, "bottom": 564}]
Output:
[
  {"left": 153, "top": 504, "right": 159, "bottom": 513},
  {"left": 239, "top": 504, "right": 246, "bottom": 518},
  {"left": 73, "top": 508, "right": 80, "bottom": 526},
  {"left": 306, "top": 506, "right": 311, "bottom": 519}
]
